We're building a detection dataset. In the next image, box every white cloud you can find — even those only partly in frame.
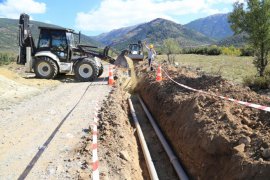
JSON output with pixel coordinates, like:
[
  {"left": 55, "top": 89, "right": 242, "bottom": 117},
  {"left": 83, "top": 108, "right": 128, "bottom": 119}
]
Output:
[
  {"left": 0, "top": 0, "right": 46, "bottom": 19},
  {"left": 75, "top": 0, "right": 240, "bottom": 33},
  {"left": 206, "top": 0, "right": 244, "bottom": 4}
]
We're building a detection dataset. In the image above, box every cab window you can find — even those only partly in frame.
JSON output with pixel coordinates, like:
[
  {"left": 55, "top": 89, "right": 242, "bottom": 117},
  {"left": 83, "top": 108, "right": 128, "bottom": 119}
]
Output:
[
  {"left": 38, "top": 31, "right": 50, "bottom": 48},
  {"left": 51, "top": 31, "right": 67, "bottom": 50},
  {"left": 130, "top": 45, "right": 139, "bottom": 51}
]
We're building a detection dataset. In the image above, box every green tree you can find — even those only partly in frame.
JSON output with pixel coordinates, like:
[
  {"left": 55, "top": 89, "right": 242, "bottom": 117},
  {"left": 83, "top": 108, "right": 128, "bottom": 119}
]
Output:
[
  {"left": 229, "top": 0, "right": 270, "bottom": 76},
  {"left": 162, "top": 38, "right": 180, "bottom": 64}
]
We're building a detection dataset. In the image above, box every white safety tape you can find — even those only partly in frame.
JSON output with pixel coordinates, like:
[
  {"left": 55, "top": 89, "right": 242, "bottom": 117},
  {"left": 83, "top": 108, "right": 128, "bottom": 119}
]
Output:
[
  {"left": 92, "top": 102, "right": 99, "bottom": 180},
  {"left": 158, "top": 66, "right": 270, "bottom": 112}
]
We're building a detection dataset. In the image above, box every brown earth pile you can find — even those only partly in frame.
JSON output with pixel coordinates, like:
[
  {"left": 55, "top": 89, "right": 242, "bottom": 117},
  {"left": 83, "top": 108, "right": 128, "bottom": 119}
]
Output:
[
  {"left": 136, "top": 62, "right": 270, "bottom": 179},
  {"left": 0, "top": 65, "right": 60, "bottom": 109}
]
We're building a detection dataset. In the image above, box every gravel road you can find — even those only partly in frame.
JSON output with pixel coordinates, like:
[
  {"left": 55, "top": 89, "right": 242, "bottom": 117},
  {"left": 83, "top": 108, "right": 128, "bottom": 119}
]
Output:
[{"left": 0, "top": 66, "right": 111, "bottom": 179}]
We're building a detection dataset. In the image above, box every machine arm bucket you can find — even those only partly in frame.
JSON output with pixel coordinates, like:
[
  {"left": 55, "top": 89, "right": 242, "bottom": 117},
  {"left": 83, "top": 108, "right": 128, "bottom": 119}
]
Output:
[
  {"left": 114, "top": 49, "right": 130, "bottom": 68},
  {"left": 77, "top": 45, "right": 116, "bottom": 64}
]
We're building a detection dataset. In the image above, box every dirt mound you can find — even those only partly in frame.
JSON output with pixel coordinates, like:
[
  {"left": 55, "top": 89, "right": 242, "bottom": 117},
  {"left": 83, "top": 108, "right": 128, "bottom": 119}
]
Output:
[
  {"left": 136, "top": 62, "right": 270, "bottom": 179},
  {"left": 0, "top": 65, "right": 59, "bottom": 109}
]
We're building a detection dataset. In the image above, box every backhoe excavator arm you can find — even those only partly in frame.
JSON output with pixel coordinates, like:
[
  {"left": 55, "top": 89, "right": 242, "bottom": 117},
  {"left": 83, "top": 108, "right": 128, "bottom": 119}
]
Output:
[{"left": 17, "top": 13, "right": 36, "bottom": 65}]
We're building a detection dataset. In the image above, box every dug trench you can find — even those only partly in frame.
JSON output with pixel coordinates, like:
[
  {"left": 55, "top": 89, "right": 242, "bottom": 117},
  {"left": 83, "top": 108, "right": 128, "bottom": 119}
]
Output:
[
  {"left": 74, "top": 64, "right": 178, "bottom": 179},
  {"left": 73, "top": 69, "right": 149, "bottom": 179},
  {"left": 136, "top": 62, "right": 270, "bottom": 179},
  {"left": 75, "top": 59, "right": 270, "bottom": 179}
]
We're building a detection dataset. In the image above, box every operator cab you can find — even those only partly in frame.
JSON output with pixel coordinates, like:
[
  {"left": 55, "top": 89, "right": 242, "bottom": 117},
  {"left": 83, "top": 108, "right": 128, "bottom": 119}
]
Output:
[
  {"left": 37, "top": 27, "right": 76, "bottom": 62},
  {"left": 129, "top": 43, "right": 142, "bottom": 54},
  {"left": 127, "top": 41, "right": 144, "bottom": 61}
]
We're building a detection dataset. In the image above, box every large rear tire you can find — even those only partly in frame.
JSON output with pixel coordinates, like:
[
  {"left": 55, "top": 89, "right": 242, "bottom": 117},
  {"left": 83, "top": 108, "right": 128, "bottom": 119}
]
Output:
[
  {"left": 74, "top": 58, "right": 98, "bottom": 82},
  {"left": 34, "top": 57, "right": 58, "bottom": 79},
  {"left": 98, "top": 63, "right": 104, "bottom": 77}
]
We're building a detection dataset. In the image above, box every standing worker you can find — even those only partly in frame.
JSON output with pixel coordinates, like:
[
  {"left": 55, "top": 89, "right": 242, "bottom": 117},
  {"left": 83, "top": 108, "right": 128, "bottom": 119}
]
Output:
[{"left": 144, "top": 42, "right": 157, "bottom": 71}]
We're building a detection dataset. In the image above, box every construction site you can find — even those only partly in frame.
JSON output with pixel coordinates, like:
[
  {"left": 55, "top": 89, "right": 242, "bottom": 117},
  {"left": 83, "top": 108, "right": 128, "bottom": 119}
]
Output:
[
  {"left": 1, "top": 51, "right": 270, "bottom": 179},
  {"left": 1, "top": 6, "right": 270, "bottom": 180}
]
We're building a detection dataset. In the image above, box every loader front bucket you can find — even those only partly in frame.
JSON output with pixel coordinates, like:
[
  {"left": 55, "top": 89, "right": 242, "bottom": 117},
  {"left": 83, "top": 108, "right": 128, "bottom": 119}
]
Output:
[{"left": 114, "top": 50, "right": 129, "bottom": 68}]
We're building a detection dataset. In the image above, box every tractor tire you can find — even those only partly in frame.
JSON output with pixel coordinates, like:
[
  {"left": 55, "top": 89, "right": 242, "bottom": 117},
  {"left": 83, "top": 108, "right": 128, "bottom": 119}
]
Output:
[
  {"left": 34, "top": 57, "right": 58, "bottom": 79},
  {"left": 98, "top": 63, "right": 104, "bottom": 77},
  {"left": 74, "top": 58, "right": 98, "bottom": 82}
]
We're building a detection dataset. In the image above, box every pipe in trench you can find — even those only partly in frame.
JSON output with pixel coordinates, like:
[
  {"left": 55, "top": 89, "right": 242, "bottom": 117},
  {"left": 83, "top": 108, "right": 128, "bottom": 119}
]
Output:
[
  {"left": 128, "top": 98, "right": 159, "bottom": 180},
  {"left": 138, "top": 96, "right": 189, "bottom": 180}
]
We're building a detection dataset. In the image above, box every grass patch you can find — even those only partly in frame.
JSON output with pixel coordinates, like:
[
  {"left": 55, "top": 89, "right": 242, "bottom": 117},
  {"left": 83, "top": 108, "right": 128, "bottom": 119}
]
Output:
[
  {"left": 0, "top": 52, "right": 16, "bottom": 66},
  {"left": 157, "top": 54, "right": 256, "bottom": 84},
  {"left": 243, "top": 66, "right": 270, "bottom": 90}
]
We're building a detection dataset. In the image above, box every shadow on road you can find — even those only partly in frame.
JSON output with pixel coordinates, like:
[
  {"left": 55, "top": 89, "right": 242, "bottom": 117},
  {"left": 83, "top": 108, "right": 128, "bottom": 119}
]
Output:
[{"left": 24, "top": 74, "right": 109, "bottom": 84}]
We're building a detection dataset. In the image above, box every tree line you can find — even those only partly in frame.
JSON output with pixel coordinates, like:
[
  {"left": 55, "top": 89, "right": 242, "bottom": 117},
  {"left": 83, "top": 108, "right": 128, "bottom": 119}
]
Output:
[{"left": 158, "top": 38, "right": 254, "bottom": 58}]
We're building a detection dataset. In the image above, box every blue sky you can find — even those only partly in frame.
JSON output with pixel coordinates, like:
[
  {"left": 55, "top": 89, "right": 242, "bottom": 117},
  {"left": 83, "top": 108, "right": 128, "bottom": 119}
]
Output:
[{"left": 0, "top": 0, "right": 242, "bottom": 36}]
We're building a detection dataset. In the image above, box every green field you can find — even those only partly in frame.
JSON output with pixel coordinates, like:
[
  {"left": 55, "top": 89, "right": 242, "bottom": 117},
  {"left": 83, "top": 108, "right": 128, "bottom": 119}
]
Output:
[{"left": 157, "top": 54, "right": 257, "bottom": 84}]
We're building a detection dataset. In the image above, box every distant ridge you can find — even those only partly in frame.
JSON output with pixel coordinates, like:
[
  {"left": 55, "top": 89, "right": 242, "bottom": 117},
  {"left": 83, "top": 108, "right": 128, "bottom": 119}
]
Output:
[
  {"left": 94, "top": 18, "right": 215, "bottom": 50},
  {"left": 185, "top": 13, "right": 234, "bottom": 40}
]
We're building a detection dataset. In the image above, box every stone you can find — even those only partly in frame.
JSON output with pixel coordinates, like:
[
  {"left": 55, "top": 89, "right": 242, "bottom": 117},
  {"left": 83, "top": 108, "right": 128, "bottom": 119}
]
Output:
[
  {"left": 240, "top": 130, "right": 253, "bottom": 136},
  {"left": 239, "top": 136, "right": 251, "bottom": 146},
  {"left": 234, "top": 143, "right": 245, "bottom": 153},
  {"left": 242, "top": 117, "right": 251, "bottom": 125},
  {"left": 119, "top": 151, "right": 130, "bottom": 161},
  {"left": 242, "top": 125, "right": 250, "bottom": 131},
  {"left": 57, "top": 165, "right": 64, "bottom": 172},
  {"left": 235, "top": 109, "right": 242, "bottom": 114},
  {"left": 48, "top": 168, "right": 55, "bottom": 175},
  {"left": 262, "top": 148, "right": 270, "bottom": 159},
  {"left": 261, "top": 142, "right": 270, "bottom": 148}
]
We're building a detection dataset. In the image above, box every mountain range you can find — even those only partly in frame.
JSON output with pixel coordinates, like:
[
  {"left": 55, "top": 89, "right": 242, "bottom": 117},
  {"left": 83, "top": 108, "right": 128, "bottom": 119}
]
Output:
[
  {"left": 93, "top": 13, "right": 244, "bottom": 50},
  {"left": 184, "top": 13, "right": 234, "bottom": 40},
  {"left": 93, "top": 18, "right": 215, "bottom": 50},
  {"left": 0, "top": 13, "right": 245, "bottom": 53}
]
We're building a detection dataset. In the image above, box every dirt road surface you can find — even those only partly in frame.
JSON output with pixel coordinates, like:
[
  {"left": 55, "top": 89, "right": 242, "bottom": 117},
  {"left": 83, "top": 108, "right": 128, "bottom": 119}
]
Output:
[{"left": 0, "top": 66, "right": 111, "bottom": 179}]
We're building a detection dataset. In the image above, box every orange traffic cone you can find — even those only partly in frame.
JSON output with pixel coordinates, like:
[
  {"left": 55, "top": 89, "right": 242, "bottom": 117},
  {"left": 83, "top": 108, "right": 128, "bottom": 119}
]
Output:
[
  {"left": 156, "top": 65, "right": 162, "bottom": 82},
  {"left": 108, "top": 66, "right": 114, "bottom": 85}
]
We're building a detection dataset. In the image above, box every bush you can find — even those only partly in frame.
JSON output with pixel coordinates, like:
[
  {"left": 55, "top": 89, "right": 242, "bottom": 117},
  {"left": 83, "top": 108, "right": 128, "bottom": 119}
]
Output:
[
  {"left": 220, "top": 46, "right": 241, "bottom": 56},
  {"left": 0, "top": 53, "right": 16, "bottom": 66},
  {"left": 208, "top": 46, "right": 222, "bottom": 55},
  {"left": 240, "top": 46, "right": 254, "bottom": 56},
  {"left": 182, "top": 46, "right": 221, "bottom": 56},
  {"left": 253, "top": 76, "right": 270, "bottom": 89},
  {"left": 243, "top": 73, "right": 270, "bottom": 90},
  {"left": 183, "top": 45, "right": 254, "bottom": 57},
  {"left": 243, "top": 76, "right": 270, "bottom": 90},
  {"left": 161, "top": 39, "right": 181, "bottom": 64},
  {"left": 265, "top": 66, "right": 270, "bottom": 76}
]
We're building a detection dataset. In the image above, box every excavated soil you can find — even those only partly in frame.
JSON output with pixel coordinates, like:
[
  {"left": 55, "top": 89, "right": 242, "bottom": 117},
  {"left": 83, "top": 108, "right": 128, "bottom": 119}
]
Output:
[
  {"left": 136, "top": 62, "right": 270, "bottom": 179},
  {"left": 0, "top": 63, "right": 60, "bottom": 110}
]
